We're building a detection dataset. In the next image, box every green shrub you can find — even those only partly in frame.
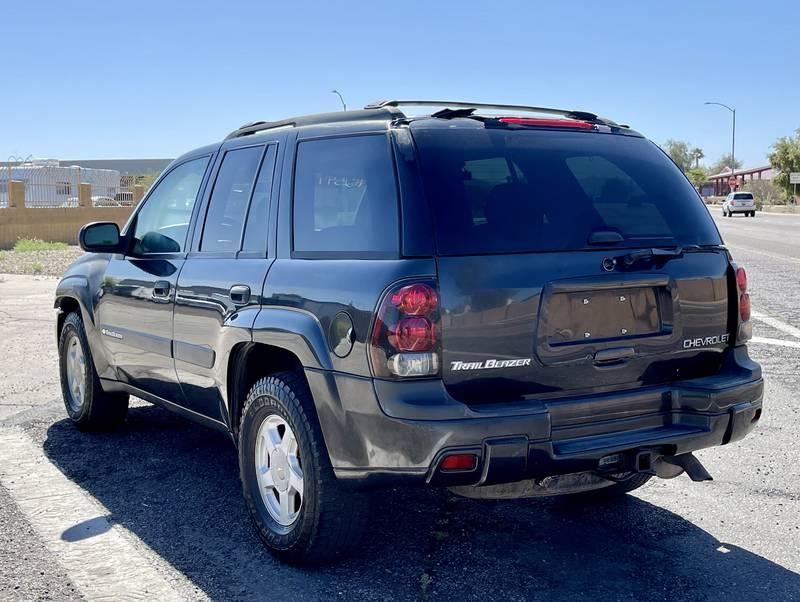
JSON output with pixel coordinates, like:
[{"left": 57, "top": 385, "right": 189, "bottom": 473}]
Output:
[
  {"left": 743, "top": 180, "right": 784, "bottom": 210},
  {"left": 13, "top": 238, "right": 68, "bottom": 252},
  {"left": 30, "top": 262, "right": 44, "bottom": 275}
]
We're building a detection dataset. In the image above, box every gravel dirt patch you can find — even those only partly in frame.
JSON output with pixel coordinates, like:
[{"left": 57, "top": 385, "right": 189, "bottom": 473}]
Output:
[
  {"left": 0, "top": 247, "right": 84, "bottom": 277},
  {"left": 0, "top": 485, "right": 83, "bottom": 602}
]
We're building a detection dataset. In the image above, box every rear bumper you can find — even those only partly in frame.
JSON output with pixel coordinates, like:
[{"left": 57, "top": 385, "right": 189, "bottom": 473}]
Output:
[{"left": 308, "top": 347, "right": 762, "bottom": 486}]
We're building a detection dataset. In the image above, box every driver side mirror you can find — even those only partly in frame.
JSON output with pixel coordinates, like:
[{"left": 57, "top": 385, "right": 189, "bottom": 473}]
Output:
[{"left": 79, "top": 222, "right": 122, "bottom": 253}]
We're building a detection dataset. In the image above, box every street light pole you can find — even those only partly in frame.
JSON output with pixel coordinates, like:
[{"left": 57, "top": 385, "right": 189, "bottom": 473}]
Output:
[
  {"left": 705, "top": 101, "right": 736, "bottom": 190},
  {"left": 331, "top": 89, "right": 346, "bottom": 111},
  {"left": 731, "top": 108, "right": 736, "bottom": 183}
]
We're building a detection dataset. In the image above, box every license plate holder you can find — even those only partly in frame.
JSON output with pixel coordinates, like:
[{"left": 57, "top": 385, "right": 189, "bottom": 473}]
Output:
[{"left": 544, "top": 287, "right": 662, "bottom": 345}]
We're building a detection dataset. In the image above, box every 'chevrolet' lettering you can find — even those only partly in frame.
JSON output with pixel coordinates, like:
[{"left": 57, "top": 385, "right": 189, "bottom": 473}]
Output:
[{"left": 682, "top": 334, "right": 730, "bottom": 349}]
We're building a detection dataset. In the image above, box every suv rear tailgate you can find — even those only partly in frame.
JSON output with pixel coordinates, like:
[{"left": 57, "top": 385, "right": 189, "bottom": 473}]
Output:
[
  {"left": 412, "top": 122, "right": 731, "bottom": 405},
  {"left": 437, "top": 249, "right": 731, "bottom": 403}
]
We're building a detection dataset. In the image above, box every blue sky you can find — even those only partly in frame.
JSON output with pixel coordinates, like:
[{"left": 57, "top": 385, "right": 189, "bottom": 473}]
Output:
[{"left": 1, "top": 0, "right": 797, "bottom": 168}]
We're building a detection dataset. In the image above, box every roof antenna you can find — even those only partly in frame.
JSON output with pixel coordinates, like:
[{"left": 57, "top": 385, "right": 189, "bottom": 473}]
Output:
[{"left": 331, "top": 90, "right": 347, "bottom": 111}]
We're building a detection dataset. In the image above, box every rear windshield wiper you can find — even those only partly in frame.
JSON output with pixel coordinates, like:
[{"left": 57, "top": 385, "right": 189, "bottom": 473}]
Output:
[{"left": 619, "top": 247, "right": 687, "bottom": 268}]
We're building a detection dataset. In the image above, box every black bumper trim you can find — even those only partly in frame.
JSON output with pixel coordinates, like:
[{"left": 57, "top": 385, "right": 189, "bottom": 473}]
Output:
[
  {"left": 313, "top": 347, "right": 763, "bottom": 485},
  {"left": 423, "top": 399, "right": 762, "bottom": 487}
]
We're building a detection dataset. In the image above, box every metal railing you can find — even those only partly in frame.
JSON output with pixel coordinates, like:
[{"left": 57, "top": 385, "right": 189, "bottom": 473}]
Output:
[{"left": 1, "top": 159, "right": 145, "bottom": 208}]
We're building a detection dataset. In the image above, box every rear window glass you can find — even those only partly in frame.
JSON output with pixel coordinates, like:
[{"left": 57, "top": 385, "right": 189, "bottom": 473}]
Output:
[
  {"left": 733, "top": 193, "right": 753, "bottom": 200},
  {"left": 412, "top": 127, "right": 721, "bottom": 255}
]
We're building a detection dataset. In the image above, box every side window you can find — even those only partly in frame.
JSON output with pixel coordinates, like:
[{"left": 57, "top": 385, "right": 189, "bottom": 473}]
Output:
[
  {"left": 132, "top": 157, "right": 208, "bottom": 254},
  {"left": 293, "top": 135, "right": 398, "bottom": 256},
  {"left": 200, "top": 146, "right": 264, "bottom": 253},
  {"left": 242, "top": 144, "right": 278, "bottom": 253}
]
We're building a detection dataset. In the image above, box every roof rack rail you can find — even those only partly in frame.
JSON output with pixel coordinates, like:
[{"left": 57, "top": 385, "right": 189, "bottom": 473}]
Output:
[
  {"left": 225, "top": 107, "right": 405, "bottom": 140},
  {"left": 364, "top": 100, "right": 610, "bottom": 124}
]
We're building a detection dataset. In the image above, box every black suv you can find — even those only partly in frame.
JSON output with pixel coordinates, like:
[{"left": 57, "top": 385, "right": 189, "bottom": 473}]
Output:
[{"left": 55, "top": 100, "right": 763, "bottom": 564}]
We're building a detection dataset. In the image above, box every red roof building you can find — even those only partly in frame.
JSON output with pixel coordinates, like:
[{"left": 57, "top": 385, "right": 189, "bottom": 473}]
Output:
[{"left": 706, "top": 165, "right": 774, "bottom": 196}]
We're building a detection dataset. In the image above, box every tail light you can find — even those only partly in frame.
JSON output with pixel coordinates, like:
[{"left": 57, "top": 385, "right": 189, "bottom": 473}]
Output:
[
  {"left": 735, "top": 265, "right": 752, "bottom": 343},
  {"left": 739, "top": 292, "right": 751, "bottom": 322},
  {"left": 370, "top": 280, "right": 441, "bottom": 378},
  {"left": 736, "top": 266, "right": 747, "bottom": 293},
  {"left": 498, "top": 117, "right": 595, "bottom": 129}
]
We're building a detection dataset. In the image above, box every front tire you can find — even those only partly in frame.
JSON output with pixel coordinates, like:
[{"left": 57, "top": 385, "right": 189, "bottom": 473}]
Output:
[
  {"left": 238, "top": 371, "right": 369, "bottom": 564},
  {"left": 58, "top": 311, "right": 129, "bottom": 430}
]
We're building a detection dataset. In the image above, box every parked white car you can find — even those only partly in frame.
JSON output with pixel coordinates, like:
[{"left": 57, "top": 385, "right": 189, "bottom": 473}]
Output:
[{"left": 722, "top": 192, "right": 756, "bottom": 217}]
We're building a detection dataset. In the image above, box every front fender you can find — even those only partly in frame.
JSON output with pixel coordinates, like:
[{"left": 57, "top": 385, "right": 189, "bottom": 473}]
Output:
[
  {"left": 54, "top": 253, "right": 115, "bottom": 381},
  {"left": 55, "top": 275, "right": 93, "bottom": 322}
]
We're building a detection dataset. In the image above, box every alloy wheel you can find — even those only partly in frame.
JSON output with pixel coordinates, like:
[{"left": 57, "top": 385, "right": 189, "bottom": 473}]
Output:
[
  {"left": 255, "top": 414, "right": 304, "bottom": 526},
  {"left": 65, "top": 334, "right": 87, "bottom": 412}
]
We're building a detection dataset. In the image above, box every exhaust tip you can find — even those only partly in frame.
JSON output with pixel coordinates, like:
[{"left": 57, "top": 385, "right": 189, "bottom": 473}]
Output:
[{"left": 660, "top": 452, "right": 713, "bottom": 482}]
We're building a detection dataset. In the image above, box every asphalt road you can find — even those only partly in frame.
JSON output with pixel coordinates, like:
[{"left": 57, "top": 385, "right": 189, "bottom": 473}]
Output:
[{"left": 1, "top": 211, "right": 799, "bottom": 601}]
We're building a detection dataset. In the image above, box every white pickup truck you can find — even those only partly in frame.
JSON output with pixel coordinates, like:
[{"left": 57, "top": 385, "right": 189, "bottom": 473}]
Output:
[{"left": 722, "top": 192, "right": 756, "bottom": 217}]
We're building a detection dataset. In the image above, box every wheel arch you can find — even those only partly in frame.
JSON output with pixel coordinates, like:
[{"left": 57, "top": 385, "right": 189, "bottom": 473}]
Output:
[
  {"left": 227, "top": 341, "right": 306, "bottom": 440},
  {"left": 227, "top": 306, "right": 335, "bottom": 434},
  {"left": 55, "top": 295, "right": 82, "bottom": 340},
  {"left": 54, "top": 276, "right": 114, "bottom": 382}
]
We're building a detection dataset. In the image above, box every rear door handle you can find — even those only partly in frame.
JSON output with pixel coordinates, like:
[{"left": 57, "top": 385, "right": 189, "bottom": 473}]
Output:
[
  {"left": 229, "top": 284, "right": 251, "bottom": 305},
  {"left": 153, "top": 280, "right": 171, "bottom": 298},
  {"left": 594, "top": 347, "right": 635, "bottom": 365}
]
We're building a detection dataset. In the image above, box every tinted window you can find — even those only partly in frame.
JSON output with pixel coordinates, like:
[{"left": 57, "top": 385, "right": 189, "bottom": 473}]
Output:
[
  {"left": 201, "top": 146, "right": 264, "bottom": 252},
  {"left": 242, "top": 145, "right": 278, "bottom": 253},
  {"left": 733, "top": 193, "right": 753, "bottom": 200},
  {"left": 293, "top": 135, "right": 398, "bottom": 255},
  {"left": 132, "top": 157, "right": 208, "bottom": 254},
  {"left": 412, "top": 128, "right": 721, "bottom": 255}
]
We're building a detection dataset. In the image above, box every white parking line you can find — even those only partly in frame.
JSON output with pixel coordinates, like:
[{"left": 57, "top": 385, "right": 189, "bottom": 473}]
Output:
[
  {"left": 0, "top": 427, "right": 205, "bottom": 602},
  {"left": 750, "top": 336, "right": 800, "bottom": 349},
  {"left": 751, "top": 310, "right": 800, "bottom": 339},
  {"left": 727, "top": 245, "right": 800, "bottom": 265}
]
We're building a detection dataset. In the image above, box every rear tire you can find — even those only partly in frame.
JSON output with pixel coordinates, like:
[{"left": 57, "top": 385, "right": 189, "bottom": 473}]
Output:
[
  {"left": 238, "top": 371, "right": 369, "bottom": 565},
  {"left": 58, "top": 311, "right": 129, "bottom": 430}
]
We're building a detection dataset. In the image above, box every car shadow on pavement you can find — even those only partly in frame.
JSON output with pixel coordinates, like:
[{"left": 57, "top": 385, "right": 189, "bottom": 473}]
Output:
[{"left": 42, "top": 405, "right": 800, "bottom": 601}]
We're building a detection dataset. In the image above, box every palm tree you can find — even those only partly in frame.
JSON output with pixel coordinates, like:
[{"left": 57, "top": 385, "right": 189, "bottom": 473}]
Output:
[{"left": 691, "top": 147, "right": 705, "bottom": 168}]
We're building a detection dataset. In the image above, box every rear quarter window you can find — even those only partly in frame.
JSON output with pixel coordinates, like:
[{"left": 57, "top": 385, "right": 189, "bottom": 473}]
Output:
[{"left": 292, "top": 135, "right": 399, "bottom": 257}]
